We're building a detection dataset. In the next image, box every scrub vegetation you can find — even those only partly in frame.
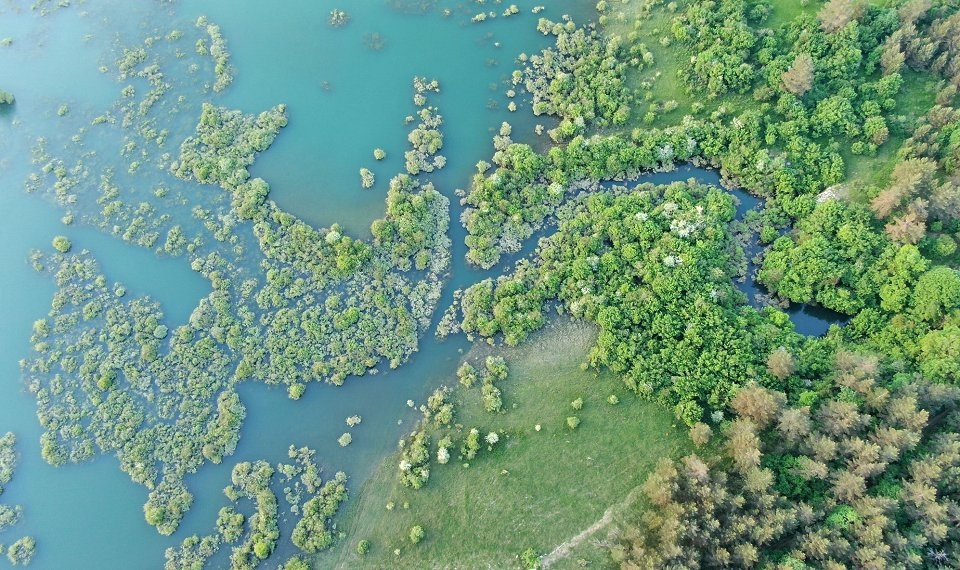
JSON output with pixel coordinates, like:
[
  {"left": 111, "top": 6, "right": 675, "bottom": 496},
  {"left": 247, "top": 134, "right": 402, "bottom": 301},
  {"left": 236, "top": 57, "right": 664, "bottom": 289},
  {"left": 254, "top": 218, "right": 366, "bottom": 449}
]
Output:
[
  {"left": 0, "top": 434, "right": 35, "bottom": 566},
  {"left": 164, "top": 447, "right": 347, "bottom": 569},
  {"left": 24, "top": 69, "right": 451, "bottom": 538}
]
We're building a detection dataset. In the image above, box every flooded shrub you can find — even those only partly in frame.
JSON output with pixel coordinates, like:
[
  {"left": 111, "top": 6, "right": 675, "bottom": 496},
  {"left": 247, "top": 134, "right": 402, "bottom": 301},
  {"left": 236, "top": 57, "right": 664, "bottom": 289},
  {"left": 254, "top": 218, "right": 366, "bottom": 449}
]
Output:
[
  {"left": 51, "top": 235, "right": 72, "bottom": 253},
  {"left": 328, "top": 9, "right": 350, "bottom": 27},
  {"left": 360, "top": 167, "right": 375, "bottom": 188}
]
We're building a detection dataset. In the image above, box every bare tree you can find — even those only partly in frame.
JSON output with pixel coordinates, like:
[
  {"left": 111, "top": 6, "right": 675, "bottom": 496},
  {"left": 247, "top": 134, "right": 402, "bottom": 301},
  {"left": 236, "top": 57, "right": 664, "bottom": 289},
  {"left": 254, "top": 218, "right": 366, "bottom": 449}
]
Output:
[
  {"left": 782, "top": 53, "right": 814, "bottom": 96},
  {"left": 818, "top": 0, "right": 865, "bottom": 33}
]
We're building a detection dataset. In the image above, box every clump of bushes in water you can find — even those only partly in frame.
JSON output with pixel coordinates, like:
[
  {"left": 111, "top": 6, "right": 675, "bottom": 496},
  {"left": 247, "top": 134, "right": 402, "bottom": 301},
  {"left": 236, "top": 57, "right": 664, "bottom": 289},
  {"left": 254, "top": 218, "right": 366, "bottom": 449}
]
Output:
[
  {"left": 0, "top": 434, "right": 34, "bottom": 565},
  {"left": 0, "top": 432, "right": 15, "bottom": 490},
  {"left": 6, "top": 536, "right": 35, "bottom": 566},
  {"left": 405, "top": 111, "right": 444, "bottom": 175},
  {"left": 164, "top": 449, "right": 348, "bottom": 569},
  {"left": 0, "top": 90, "right": 13, "bottom": 105},
  {"left": 328, "top": 9, "right": 349, "bottom": 27},
  {"left": 172, "top": 85, "right": 451, "bottom": 388},
  {"left": 172, "top": 102, "right": 288, "bottom": 189},
  {"left": 360, "top": 167, "right": 375, "bottom": 188},
  {"left": 195, "top": 16, "right": 233, "bottom": 93}
]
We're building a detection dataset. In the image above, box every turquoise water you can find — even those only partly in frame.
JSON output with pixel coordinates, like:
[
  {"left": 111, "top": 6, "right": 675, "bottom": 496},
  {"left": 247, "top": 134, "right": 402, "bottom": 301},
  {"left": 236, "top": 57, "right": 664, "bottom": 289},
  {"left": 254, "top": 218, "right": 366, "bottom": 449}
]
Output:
[{"left": 0, "top": 1, "right": 592, "bottom": 568}]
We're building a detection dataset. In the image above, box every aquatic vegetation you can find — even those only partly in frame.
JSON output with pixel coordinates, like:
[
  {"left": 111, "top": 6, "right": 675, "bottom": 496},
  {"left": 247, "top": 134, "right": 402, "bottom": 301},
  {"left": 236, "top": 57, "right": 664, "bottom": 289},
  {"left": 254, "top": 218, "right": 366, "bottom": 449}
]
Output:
[
  {"left": 224, "top": 461, "right": 280, "bottom": 566},
  {"left": 404, "top": 87, "right": 445, "bottom": 176},
  {"left": 173, "top": 82, "right": 451, "bottom": 388},
  {"left": 173, "top": 103, "right": 288, "bottom": 189},
  {"left": 196, "top": 19, "right": 234, "bottom": 94},
  {"left": 0, "top": 434, "right": 14, "bottom": 493},
  {"left": 328, "top": 9, "right": 350, "bottom": 28},
  {"left": 386, "top": 0, "right": 437, "bottom": 15},
  {"left": 0, "top": 435, "right": 32, "bottom": 565},
  {"left": 25, "top": 247, "right": 247, "bottom": 534},
  {"left": 165, "top": 449, "right": 347, "bottom": 569},
  {"left": 359, "top": 167, "right": 375, "bottom": 188},
  {"left": 363, "top": 32, "right": 386, "bottom": 51},
  {"left": 0, "top": 90, "right": 13, "bottom": 105},
  {"left": 25, "top": 57, "right": 452, "bottom": 539},
  {"left": 6, "top": 536, "right": 35, "bottom": 566},
  {"left": 290, "top": 471, "right": 348, "bottom": 553},
  {"left": 50, "top": 236, "right": 71, "bottom": 253}
]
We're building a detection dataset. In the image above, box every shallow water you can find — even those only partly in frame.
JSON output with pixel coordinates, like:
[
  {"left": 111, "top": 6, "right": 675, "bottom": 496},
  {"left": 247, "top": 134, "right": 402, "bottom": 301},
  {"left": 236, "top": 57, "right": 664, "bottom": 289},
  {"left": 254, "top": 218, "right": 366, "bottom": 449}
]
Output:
[
  {"left": 0, "top": 1, "right": 593, "bottom": 568},
  {"left": 0, "top": 2, "right": 840, "bottom": 568}
]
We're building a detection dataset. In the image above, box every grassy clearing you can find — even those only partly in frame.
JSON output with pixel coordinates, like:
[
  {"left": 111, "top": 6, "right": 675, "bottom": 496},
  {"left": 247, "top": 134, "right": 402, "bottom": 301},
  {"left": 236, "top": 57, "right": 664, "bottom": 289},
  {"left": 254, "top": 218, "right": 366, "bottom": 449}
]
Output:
[
  {"left": 600, "top": 1, "right": 697, "bottom": 131},
  {"left": 316, "top": 319, "right": 690, "bottom": 569},
  {"left": 766, "top": 0, "right": 818, "bottom": 30},
  {"left": 845, "top": 70, "right": 942, "bottom": 191},
  {"left": 768, "top": 0, "right": 898, "bottom": 29}
]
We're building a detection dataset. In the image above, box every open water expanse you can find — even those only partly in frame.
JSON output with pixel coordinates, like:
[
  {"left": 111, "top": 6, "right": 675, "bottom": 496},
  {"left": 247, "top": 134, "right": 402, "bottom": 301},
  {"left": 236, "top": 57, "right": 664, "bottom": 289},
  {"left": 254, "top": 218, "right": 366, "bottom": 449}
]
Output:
[{"left": 0, "top": 1, "right": 842, "bottom": 568}]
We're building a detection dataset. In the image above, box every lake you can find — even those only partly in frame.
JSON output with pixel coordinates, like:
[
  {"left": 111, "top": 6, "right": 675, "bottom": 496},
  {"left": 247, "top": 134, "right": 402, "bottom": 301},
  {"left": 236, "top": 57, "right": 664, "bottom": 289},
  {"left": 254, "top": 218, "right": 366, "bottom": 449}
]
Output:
[{"left": 0, "top": 1, "right": 841, "bottom": 568}]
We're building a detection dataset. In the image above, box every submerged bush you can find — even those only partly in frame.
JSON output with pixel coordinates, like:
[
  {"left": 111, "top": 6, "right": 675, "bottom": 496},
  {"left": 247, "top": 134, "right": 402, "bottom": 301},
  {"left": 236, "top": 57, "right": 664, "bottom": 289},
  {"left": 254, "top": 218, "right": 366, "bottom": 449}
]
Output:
[{"left": 51, "top": 236, "right": 71, "bottom": 253}]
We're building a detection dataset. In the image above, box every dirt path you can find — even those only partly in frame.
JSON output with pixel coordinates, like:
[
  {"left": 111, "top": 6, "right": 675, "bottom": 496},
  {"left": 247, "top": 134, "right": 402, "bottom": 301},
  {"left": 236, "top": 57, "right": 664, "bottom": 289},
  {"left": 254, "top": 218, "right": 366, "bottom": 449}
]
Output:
[{"left": 540, "top": 486, "right": 642, "bottom": 569}]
